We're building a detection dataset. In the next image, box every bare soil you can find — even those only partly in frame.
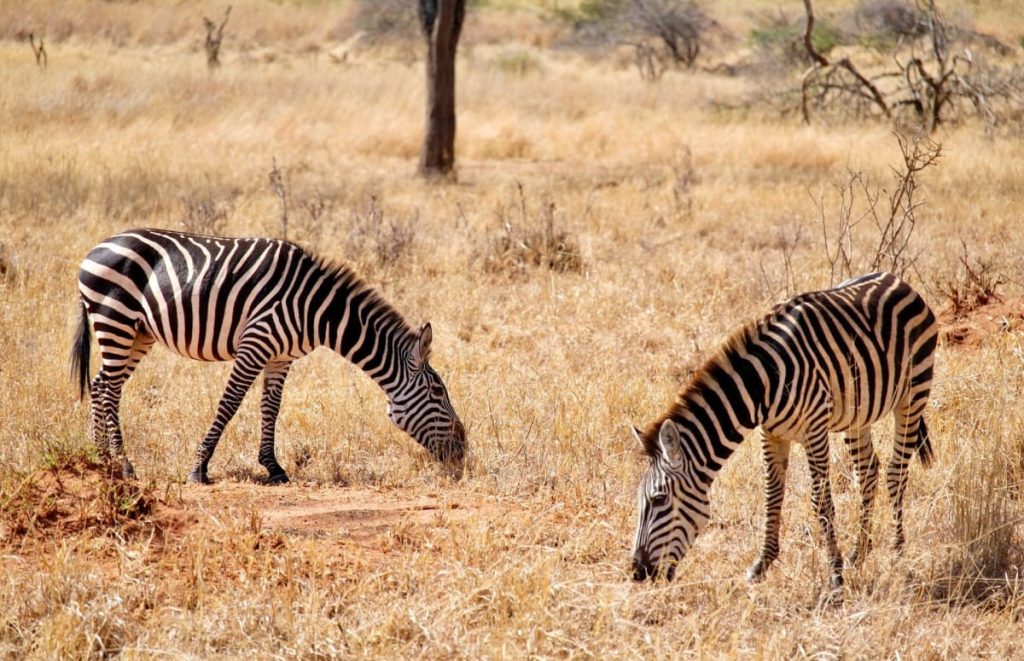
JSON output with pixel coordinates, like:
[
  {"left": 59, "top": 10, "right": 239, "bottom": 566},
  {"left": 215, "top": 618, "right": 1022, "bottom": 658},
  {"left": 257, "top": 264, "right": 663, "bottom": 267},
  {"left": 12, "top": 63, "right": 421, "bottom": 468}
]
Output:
[
  {"left": 938, "top": 296, "right": 1024, "bottom": 348},
  {"left": 180, "top": 481, "right": 501, "bottom": 550},
  {"left": 1, "top": 460, "right": 505, "bottom": 562}
]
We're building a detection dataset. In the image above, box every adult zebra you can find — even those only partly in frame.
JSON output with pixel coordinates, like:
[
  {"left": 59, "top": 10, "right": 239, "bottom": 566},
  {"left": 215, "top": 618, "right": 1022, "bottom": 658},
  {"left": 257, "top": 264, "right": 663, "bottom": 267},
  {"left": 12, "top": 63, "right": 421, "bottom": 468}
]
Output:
[
  {"left": 631, "top": 272, "right": 937, "bottom": 589},
  {"left": 71, "top": 228, "right": 466, "bottom": 484}
]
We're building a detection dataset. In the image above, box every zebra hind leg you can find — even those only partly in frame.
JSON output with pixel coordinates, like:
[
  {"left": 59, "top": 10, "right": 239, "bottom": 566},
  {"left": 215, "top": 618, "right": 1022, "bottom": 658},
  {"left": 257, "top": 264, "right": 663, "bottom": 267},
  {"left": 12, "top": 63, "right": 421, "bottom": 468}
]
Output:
[
  {"left": 747, "top": 432, "right": 791, "bottom": 583},
  {"left": 89, "top": 374, "right": 110, "bottom": 461},
  {"left": 189, "top": 347, "right": 268, "bottom": 484},
  {"left": 258, "top": 361, "right": 292, "bottom": 484},
  {"left": 103, "top": 377, "right": 136, "bottom": 479},
  {"left": 844, "top": 428, "right": 879, "bottom": 566},
  {"left": 92, "top": 331, "right": 153, "bottom": 479},
  {"left": 102, "top": 332, "right": 155, "bottom": 479},
  {"left": 888, "top": 397, "right": 927, "bottom": 552}
]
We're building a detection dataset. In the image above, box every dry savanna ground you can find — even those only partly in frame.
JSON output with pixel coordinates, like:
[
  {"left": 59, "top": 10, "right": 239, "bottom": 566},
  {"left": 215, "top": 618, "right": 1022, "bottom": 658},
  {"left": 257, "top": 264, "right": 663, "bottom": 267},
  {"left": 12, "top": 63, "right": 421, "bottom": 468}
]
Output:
[{"left": 2, "top": 0, "right": 1024, "bottom": 657}]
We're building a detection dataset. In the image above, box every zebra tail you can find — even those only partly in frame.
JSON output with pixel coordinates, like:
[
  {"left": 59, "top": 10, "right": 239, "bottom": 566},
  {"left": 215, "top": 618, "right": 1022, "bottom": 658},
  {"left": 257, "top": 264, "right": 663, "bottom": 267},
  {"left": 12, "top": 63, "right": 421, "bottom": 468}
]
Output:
[
  {"left": 70, "top": 302, "right": 91, "bottom": 400},
  {"left": 916, "top": 418, "right": 934, "bottom": 468}
]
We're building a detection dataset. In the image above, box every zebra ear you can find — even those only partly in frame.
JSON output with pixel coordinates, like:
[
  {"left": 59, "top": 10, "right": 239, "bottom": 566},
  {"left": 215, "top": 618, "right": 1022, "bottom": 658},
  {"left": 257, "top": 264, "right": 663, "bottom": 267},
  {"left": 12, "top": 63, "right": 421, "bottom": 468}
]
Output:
[
  {"left": 412, "top": 322, "right": 433, "bottom": 367},
  {"left": 632, "top": 424, "right": 659, "bottom": 459},
  {"left": 658, "top": 420, "right": 685, "bottom": 468}
]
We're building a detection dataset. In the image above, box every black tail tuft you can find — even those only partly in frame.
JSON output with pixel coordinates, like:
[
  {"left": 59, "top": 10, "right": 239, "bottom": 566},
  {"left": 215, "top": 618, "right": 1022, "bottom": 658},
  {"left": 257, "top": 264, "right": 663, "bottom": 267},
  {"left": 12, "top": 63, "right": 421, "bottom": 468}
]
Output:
[
  {"left": 70, "top": 302, "right": 91, "bottom": 400},
  {"left": 916, "top": 418, "right": 934, "bottom": 468}
]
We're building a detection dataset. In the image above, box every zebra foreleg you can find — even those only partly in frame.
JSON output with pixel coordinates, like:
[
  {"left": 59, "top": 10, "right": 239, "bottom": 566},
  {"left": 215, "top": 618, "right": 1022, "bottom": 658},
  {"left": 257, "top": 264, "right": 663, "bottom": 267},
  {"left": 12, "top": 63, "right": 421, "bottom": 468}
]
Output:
[
  {"left": 747, "top": 432, "right": 791, "bottom": 583},
  {"left": 188, "top": 348, "right": 268, "bottom": 484},
  {"left": 806, "top": 427, "right": 844, "bottom": 590},
  {"left": 258, "top": 361, "right": 292, "bottom": 484}
]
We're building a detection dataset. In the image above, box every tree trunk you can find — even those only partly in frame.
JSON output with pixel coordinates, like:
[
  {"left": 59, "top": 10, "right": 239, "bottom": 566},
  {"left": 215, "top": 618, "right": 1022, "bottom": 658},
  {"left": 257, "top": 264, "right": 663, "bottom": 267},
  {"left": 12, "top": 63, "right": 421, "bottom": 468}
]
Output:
[{"left": 418, "top": 0, "right": 465, "bottom": 179}]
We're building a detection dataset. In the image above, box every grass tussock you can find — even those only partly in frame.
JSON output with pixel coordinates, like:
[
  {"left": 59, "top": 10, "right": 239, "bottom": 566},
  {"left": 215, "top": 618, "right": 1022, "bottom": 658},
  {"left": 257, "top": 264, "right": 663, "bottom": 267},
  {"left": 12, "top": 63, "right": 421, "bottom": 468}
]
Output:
[
  {"left": 1, "top": 0, "right": 1023, "bottom": 656},
  {"left": 480, "top": 182, "right": 585, "bottom": 277},
  {"left": 936, "top": 455, "right": 1022, "bottom": 607}
]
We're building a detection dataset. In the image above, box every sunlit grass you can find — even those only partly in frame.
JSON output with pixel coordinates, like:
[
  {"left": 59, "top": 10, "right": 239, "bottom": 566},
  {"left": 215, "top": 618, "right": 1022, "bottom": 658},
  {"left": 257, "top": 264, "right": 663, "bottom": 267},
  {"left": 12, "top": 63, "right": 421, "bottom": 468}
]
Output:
[{"left": 1, "top": 1, "right": 1022, "bottom": 656}]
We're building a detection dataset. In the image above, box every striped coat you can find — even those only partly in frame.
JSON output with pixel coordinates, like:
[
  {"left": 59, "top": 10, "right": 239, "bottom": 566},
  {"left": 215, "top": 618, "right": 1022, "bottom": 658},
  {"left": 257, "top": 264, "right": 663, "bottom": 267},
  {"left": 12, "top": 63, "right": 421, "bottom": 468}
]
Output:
[
  {"left": 72, "top": 229, "right": 465, "bottom": 483},
  {"left": 632, "top": 273, "right": 937, "bottom": 589}
]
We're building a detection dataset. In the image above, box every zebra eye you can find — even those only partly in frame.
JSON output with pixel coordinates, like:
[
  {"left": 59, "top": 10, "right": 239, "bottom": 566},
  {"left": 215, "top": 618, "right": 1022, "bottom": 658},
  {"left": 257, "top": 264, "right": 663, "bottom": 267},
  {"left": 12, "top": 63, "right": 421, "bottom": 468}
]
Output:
[
  {"left": 650, "top": 493, "right": 668, "bottom": 506},
  {"left": 430, "top": 385, "right": 445, "bottom": 398}
]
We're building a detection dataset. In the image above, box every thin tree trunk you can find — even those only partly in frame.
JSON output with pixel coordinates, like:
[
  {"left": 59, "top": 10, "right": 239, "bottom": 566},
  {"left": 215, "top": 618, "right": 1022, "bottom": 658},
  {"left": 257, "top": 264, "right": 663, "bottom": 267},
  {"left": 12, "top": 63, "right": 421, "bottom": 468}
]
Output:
[{"left": 419, "top": 0, "right": 465, "bottom": 179}]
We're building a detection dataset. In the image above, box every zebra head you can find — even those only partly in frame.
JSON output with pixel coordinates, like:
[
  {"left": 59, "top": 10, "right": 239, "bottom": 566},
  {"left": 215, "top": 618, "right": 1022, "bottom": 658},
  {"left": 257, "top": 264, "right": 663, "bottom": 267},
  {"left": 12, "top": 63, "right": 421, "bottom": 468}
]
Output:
[
  {"left": 631, "top": 419, "right": 710, "bottom": 581},
  {"left": 387, "top": 323, "right": 466, "bottom": 477}
]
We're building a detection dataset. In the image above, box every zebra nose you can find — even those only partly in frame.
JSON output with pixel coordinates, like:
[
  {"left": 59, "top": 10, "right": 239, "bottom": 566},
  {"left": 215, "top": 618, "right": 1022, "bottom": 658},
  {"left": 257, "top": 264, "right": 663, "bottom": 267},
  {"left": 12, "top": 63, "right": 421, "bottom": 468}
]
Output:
[{"left": 633, "top": 549, "right": 653, "bottom": 581}]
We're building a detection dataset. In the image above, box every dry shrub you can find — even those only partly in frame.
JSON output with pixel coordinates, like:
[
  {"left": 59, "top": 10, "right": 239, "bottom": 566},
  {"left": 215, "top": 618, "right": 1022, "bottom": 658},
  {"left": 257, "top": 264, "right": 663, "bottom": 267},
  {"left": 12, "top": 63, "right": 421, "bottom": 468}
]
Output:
[
  {"left": 800, "top": 0, "right": 1024, "bottom": 131},
  {"left": 180, "top": 191, "right": 235, "bottom": 236},
  {"left": 267, "top": 157, "right": 290, "bottom": 238},
  {"left": 818, "top": 131, "right": 939, "bottom": 285},
  {"left": 562, "top": 0, "right": 720, "bottom": 80},
  {"left": 265, "top": 159, "right": 336, "bottom": 248},
  {"left": 489, "top": 49, "right": 544, "bottom": 76},
  {"left": 349, "top": 0, "right": 419, "bottom": 45},
  {"left": 480, "top": 182, "right": 584, "bottom": 277},
  {"left": 298, "top": 188, "right": 332, "bottom": 250},
  {"left": 937, "top": 242, "right": 1005, "bottom": 320},
  {"left": 344, "top": 195, "right": 417, "bottom": 272},
  {"left": 853, "top": 0, "right": 927, "bottom": 43}
]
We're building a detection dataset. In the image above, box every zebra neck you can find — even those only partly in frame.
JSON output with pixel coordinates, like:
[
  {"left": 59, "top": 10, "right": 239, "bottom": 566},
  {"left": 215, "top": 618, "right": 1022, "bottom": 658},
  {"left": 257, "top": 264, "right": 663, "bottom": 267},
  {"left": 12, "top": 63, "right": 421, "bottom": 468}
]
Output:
[
  {"left": 321, "top": 275, "right": 415, "bottom": 396},
  {"left": 670, "top": 353, "right": 764, "bottom": 483}
]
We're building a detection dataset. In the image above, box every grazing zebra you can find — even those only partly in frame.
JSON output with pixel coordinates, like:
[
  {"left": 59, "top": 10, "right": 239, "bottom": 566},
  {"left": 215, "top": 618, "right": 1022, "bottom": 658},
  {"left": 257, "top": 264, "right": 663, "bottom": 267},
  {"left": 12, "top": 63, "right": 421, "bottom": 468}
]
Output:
[
  {"left": 631, "top": 272, "right": 937, "bottom": 589},
  {"left": 71, "top": 228, "right": 466, "bottom": 484}
]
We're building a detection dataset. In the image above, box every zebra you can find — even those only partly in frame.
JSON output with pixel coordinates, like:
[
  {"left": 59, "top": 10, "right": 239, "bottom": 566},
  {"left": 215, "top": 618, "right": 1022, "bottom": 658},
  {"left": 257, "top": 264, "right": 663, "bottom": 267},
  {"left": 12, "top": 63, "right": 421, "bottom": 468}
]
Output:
[
  {"left": 631, "top": 272, "right": 937, "bottom": 589},
  {"left": 70, "top": 228, "right": 466, "bottom": 484}
]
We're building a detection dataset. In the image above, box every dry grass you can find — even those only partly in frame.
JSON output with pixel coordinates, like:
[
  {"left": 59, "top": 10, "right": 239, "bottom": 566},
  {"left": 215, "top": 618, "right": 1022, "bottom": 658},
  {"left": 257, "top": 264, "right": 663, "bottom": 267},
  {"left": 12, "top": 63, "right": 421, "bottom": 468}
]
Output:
[{"left": 1, "top": 1, "right": 1023, "bottom": 657}]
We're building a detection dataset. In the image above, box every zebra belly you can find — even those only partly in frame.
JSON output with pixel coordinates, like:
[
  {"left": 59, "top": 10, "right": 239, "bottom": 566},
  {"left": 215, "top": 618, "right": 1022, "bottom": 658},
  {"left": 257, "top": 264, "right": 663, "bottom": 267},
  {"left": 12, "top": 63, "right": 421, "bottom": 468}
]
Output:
[
  {"left": 136, "top": 289, "right": 243, "bottom": 362},
  {"left": 825, "top": 370, "right": 910, "bottom": 433}
]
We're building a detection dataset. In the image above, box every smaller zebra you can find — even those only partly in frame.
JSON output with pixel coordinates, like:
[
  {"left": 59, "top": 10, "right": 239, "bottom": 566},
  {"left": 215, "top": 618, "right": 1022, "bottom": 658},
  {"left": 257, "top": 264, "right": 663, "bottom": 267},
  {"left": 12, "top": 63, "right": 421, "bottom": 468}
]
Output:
[
  {"left": 71, "top": 229, "right": 465, "bottom": 484},
  {"left": 631, "top": 273, "right": 937, "bottom": 589}
]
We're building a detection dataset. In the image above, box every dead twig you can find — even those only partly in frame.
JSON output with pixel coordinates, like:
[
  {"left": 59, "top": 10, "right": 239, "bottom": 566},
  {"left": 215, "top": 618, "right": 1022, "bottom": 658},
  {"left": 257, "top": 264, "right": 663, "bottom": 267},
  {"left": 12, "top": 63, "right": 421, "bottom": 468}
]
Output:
[
  {"left": 29, "top": 33, "right": 47, "bottom": 69},
  {"left": 203, "top": 6, "right": 232, "bottom": 69}
]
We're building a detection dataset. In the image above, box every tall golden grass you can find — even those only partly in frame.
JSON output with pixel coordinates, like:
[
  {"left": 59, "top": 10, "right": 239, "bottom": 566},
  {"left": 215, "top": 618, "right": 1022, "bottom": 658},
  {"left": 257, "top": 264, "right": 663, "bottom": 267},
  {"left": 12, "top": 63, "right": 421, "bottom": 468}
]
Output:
[{"left": 1, "top": 1, "right": 1022, "bottom": 656}]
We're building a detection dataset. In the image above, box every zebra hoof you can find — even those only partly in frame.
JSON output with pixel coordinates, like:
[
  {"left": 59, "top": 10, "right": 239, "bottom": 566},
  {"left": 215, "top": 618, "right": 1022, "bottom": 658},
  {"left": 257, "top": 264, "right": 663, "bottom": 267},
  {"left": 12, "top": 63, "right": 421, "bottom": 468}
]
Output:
[
  {"left": 745, "top": 561, "right": 767, "bottom": 584},
  {"left": 819, "top": 583, "right": 845, "bottom": 609},
  {"left": 121, "top": 461, "right": 136, "bottom": 480},
  {"left": 829, "top": 572, "right": 845, "bottom": 591},
  {"left": 187, "top": 469, "right": 210, "bottom": 485},
  {"left": 266, "top": 471, "right": 289, "bottom": 485}
]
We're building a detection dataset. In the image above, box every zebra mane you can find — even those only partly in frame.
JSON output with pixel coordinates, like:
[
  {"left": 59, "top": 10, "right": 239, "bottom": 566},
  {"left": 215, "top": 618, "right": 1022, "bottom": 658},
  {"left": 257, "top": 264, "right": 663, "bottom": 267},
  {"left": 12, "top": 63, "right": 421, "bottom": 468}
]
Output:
[
  {"left": 307, "top": 250, "right": 416, "bottom": 339},
  {"left": 638, "top": 317, "right": 763, "bottom": 461}
]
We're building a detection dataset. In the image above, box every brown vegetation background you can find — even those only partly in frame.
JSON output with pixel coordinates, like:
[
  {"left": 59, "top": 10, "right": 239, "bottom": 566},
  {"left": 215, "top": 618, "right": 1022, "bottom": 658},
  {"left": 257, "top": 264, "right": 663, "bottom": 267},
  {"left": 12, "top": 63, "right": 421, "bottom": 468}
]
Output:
[{"left": 1, "top": 0, "right": 1023, "bottom": 656}]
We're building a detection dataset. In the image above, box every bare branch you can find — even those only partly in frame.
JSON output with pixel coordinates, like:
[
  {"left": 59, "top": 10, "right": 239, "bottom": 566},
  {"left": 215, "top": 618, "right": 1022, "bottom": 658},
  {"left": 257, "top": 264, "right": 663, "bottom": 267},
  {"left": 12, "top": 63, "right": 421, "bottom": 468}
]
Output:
[
  {"left": 203, "top": 6, "right": 232, "bottom": 70},
  {"left": 29, "top": 33, "right": 47, "bottom": 69},
  {"left": 801, "top": 0, "right": 889, "bottom": 123}
]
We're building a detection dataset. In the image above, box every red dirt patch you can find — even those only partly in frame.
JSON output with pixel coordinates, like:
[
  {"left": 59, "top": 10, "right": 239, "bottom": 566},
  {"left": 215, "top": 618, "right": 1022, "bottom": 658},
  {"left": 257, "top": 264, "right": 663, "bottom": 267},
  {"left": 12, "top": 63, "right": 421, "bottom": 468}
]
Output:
[
  {"left": 939, "top": 296, "right": 1024, "bottom": 349},
  {"left": 1, "top": 460, "right": 506, "bottom": 574},
  {"left": 0, "top": 458, "right": 190, "bottom": 545}
]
